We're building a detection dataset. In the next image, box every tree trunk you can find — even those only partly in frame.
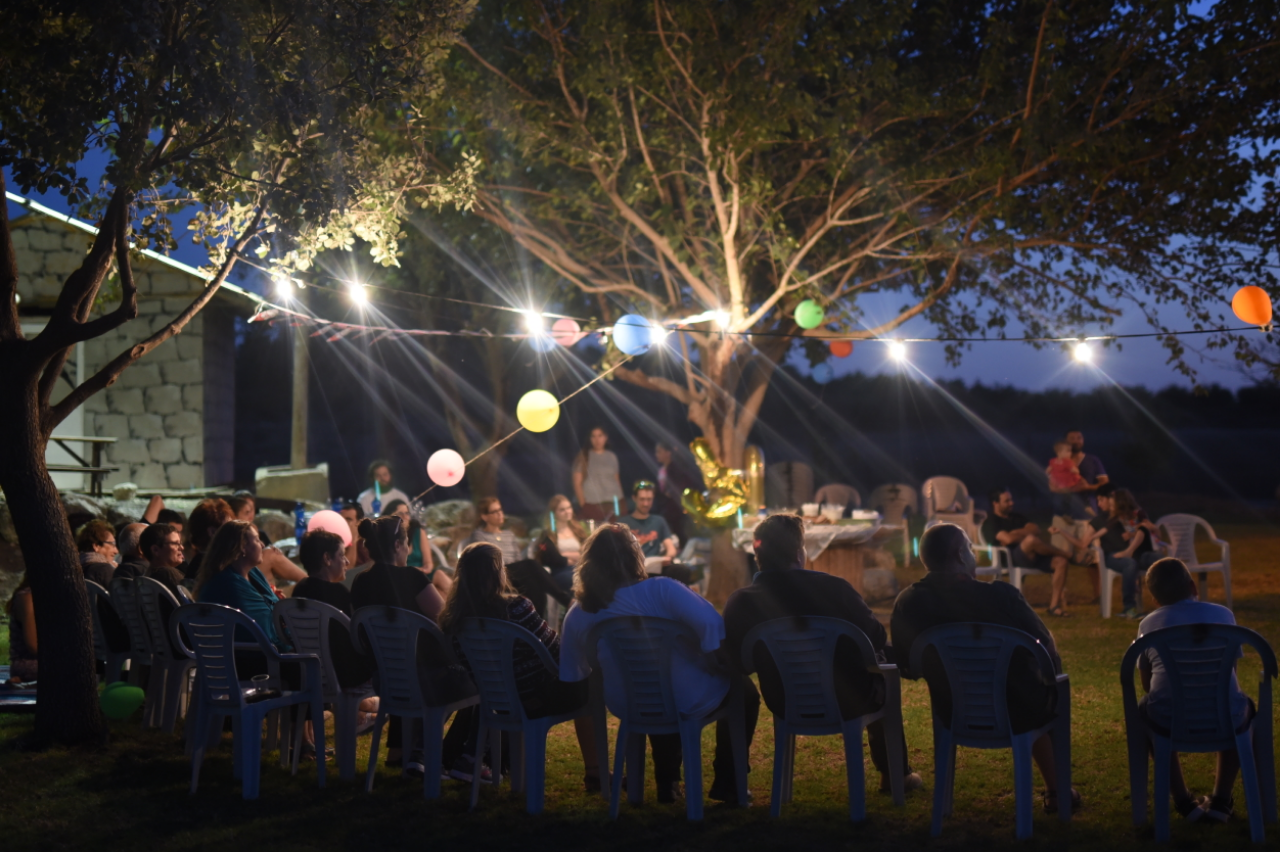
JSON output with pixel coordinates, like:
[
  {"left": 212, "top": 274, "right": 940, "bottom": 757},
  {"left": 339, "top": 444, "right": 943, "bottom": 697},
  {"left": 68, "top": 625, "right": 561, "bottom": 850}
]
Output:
[
  {"left": 464, "top": 452, "right": 501, "bottom": 501},
  {"left": 0, "top": 371, "right": 105, "bottom": 746},
  {"left": 706, "top": 527, "right": 748, "bottom": 608}
]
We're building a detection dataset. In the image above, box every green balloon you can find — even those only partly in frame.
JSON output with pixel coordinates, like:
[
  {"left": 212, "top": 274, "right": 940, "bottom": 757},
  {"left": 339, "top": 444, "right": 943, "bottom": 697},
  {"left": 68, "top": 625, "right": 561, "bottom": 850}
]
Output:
[
  {"left": 101, "top": 684, "right": 145, "bottom": 720},
  {"left": 794, "top": 299, "right": 825, "bottom": 329}
]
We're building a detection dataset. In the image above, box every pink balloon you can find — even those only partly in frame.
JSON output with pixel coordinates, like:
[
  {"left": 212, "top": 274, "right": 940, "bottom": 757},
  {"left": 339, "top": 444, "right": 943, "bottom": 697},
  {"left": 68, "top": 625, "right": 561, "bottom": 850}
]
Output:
[
  {"left": 306, "top": 509, "right": 352, "bottom": 547},
  {"left": 427, "top": 449, "right": 466, "bottom": 487},
  {"left": 551, "top": 317, "right": 585, "bottom": 347}
]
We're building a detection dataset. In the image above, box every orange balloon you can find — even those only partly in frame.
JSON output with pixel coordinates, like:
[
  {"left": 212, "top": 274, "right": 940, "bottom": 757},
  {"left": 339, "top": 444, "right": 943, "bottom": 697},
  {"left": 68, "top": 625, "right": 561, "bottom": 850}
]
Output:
[
  {"left": 1232, "top": 286, "right": 1273, "bottom": 326},
  {"left": 829, "top": 340, "right": 854, "bottom": 358}
]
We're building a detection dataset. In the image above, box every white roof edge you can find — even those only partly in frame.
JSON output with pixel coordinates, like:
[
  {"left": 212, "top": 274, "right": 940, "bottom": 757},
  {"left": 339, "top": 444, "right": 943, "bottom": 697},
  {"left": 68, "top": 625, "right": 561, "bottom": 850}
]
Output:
[{"left": 6, "top": 190, "right": 260, "bottom": 304}]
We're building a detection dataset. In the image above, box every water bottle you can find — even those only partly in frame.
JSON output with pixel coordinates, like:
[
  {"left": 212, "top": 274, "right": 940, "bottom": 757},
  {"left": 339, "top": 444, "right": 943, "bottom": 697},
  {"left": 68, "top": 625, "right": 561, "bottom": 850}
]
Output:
[
  {"left": 332, "top": 496, "right": 343, "bottom": 512},
  {"left": 294, "top": 501, "right": 307, "bottom": 542}
]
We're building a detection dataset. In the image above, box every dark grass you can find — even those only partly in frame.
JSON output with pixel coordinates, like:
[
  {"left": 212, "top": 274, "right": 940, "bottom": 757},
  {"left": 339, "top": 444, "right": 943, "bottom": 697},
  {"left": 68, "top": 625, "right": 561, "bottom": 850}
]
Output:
[{"left": 1, "top": 524, "right": 1277, "bottom": 851}]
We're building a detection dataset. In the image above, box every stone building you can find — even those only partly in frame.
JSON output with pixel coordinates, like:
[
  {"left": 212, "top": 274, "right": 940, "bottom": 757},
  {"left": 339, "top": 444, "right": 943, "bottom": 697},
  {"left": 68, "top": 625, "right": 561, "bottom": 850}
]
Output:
[{"left": 8, "top": 194, "right": 249, "bottom": 490}]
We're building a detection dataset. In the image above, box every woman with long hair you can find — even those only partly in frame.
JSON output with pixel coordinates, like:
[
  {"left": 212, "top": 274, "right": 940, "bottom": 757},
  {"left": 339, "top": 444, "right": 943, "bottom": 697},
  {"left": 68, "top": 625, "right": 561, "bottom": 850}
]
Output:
[
  {"left": 557, "top": 525, "right": 759, "bottom": 804},
  {"left": 533, "top": 494, "right": 588, "bottom": 595},
  {"left": 467, "top": 496, "right": 570, "bottom": 620},
  {"left": 439, "top": 542, "right": 599, "bottom": 788},
  {"left": 196, "top": 520, "right": 284, "bottom": 647},
  {"left": 183, "top": 498, "right": 235, "bottom": 582},
  {"left": 571, "top": 426, "right": 623, "bottom": 522},
  {"left": 381, "top": 499, "right": 449, "bottom": 596},
  {"left": 5, "top": 573, "right": 37, "bottom": 684}
]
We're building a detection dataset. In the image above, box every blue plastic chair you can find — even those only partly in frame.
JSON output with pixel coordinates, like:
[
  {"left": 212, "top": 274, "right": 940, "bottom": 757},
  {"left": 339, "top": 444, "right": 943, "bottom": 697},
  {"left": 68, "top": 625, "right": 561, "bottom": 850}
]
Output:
[
  {"left": 85, "top": 580, "right": 130, "bottom": 685},
  {"left": 910, "top": 622, "right": 1072, "bottom": 839},
  {"left": 586, "top": 615, "right": 748, "bottom": 821},
  {"left": 1121, "top": 623, "right": 1276, "bottom": 843},
  {"left": 741, "top": 616, "right": 906, "bottom": 820}
]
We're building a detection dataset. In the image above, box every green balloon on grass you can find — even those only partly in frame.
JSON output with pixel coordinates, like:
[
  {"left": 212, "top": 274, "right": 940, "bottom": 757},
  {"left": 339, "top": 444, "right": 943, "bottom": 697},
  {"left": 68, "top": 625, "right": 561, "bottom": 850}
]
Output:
[
  {"left": 101, "top": 683, "right": 145, "bottom": 720},
  {"left": 794, "top": 299, "right": 825, "bottom": 329}
]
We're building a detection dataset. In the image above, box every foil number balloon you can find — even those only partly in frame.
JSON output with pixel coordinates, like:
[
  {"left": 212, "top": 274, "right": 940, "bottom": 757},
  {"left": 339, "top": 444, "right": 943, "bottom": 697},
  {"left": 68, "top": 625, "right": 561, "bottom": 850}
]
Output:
[{"left": 681, "top": 438, "right": 748, "bottom": 525}]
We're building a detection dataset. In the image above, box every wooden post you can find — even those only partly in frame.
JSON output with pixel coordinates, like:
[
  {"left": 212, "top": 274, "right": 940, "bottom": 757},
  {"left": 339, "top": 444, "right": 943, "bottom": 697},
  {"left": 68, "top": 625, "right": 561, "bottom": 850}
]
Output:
[{"left": 290, "top": 288, "right": 308, "bottom": 471}]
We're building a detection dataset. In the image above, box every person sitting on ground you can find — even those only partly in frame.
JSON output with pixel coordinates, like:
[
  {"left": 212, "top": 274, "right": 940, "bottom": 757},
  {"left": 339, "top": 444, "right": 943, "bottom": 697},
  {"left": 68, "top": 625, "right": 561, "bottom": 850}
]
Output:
[
  {"left": 113, "top": 522, "right": 150, "bottom": 580},
  {"left": 382, "top": 499, "right": 449, "bottom": 596},
  {"left": 533, "top": 494, "right": 588, "bottom": 597},
  {"left": 983, "top": 489, "right": 1072, "bottom": 616},
  {"left": 183, "top": 498, "right": 235, "bottom": 583},
  {"left": 228, "top": 493, "right": 307, "bottom": 591},
  {"left": 5, "top": 573, "right": 37, "bottom": 684},
  {"left": 724, "top": 513, "right": 922, "bottom": 796},
  {"left": 439, "top": 542, "right": 600, "bottom": 788},
  {"left": 140, "top": 522, "right": 187, "bottom": 595},
  {"left": 891, "top": 523, "right": 1078, "bottom": 815},
  {"left": 76, "top": 519, "right": 118, "bottom": 588},
  {"left": 195, "top": 520, "right": 284, "bottom": 648},
  {"left": 558, "top": 524, "right": 760, "bottom": 805},
  {"left": 468, "top": 497, "right": 568, "bottom": 619},
  {"left": 1052, "top": 485, "right": 1159, "bottom": 619},
  {"left": 358, "top": 459, "right": 411, "bottom": 518},
  {"left": 1135, "top": 557, "right": 1251, "bottom": 824}
]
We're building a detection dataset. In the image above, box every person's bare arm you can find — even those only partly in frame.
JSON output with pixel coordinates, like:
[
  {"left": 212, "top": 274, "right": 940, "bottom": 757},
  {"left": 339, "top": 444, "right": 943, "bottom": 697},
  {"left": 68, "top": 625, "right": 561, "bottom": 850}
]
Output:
[
  {"left": 416, "top": 583, "right": 445, "bottom": 621},
  {"left": 1116, "top": 528, "right": 1144, "bottom": 559},
  {"left": 261, "top": 548, "right": 306, "bottom": 585},
  {"left": 419, "top": 529, "right": 434, "bottom": 571},
  {"left": 431, "top": 570, "right": 452, "bottom": 597},
  {"left": 572, "top": 467, "right": 586, "bottom": 506},
  {"left": 18, "top": 593, "right": 37, "bottom": 653},
  {"left": 661, "top": 536, "right": 678, "bottom": 563},
  {"left": 995, "top": 528, "right": 1028, "bottom": 546},
  {"left": 142, "top": 494, "right": 165, "bottom": 524}
]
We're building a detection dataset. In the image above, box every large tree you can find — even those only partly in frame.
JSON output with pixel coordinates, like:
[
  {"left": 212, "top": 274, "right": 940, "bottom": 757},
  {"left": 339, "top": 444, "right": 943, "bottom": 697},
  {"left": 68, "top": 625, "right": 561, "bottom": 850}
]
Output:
[
  {"left": 436, "top": 0, "right": 1278, "bottom": 471},
  {"left": 0, "top": 0, "right": 475, "bottom": 746}
]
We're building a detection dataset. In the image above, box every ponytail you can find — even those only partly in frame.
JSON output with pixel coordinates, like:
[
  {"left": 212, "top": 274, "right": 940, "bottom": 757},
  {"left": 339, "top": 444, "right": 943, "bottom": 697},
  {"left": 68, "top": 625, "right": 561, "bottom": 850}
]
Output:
[{"left": 359, "top": 516, "right": 405, "bottom": 564}]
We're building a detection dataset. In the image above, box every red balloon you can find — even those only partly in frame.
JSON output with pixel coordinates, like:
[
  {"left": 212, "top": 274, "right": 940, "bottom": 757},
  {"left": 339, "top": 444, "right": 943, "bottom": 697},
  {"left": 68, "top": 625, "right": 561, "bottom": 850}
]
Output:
[{"left": 829, "top": 340, "right": 854, "bottom": 358}]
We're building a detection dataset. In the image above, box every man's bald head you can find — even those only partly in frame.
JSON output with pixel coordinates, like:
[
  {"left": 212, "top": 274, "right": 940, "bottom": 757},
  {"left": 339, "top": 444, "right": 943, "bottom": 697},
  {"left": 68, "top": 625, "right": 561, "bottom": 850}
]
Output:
[
  {"left": 920, "top": 523, "right": 975, "bottom": 576},
  {"left": 118, "top": 523, "right": 148, "bottom": 559}
]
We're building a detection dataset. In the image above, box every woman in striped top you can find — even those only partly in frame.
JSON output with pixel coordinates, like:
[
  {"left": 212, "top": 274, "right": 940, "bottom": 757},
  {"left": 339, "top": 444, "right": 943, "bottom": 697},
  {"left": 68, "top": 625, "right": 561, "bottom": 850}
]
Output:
[{"left": 439, "top": 542, "right": 600, "bottom": 790}]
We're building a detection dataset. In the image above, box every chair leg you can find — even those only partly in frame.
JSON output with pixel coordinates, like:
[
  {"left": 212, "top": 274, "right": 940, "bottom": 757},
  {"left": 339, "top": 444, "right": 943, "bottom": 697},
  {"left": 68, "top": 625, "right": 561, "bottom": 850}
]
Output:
[
  {"left": 290, "top": 704, "right": 308, "bottom": 777},
  {"left": 241, "top": 711, "right": 263, "bottom": 800},
  {"left": 1126, "top": 721, "right": 1150, "bottom": 826},
  {"left": 144, "top": 665, "right": 165, "bottom": 729},
  {"left": 335, "top": 696, "right": 359, "bottom": 782},
  {"left": 1012, "top": 735, "right": 1034, "bottom": 840},
  {"left": 1236, "top": 730, "right": 1266, "bottom": 844},
  {"left": 931, "top": 727, "right": 952, "bottom": 837},
  {"left": 1254, "top": 711, "right": 1277, "bottom": 824},
  {"left": 785, "top": 734, "right": 797, "bottom": 803},
  {"left": 1224, "top": 568, "right": 1233, "bottom": 611},
  {"left": 1152, "top": 737, "right": 1172, "bottom": 842},
  {"left": 525, "top": 722, "right": 550, "bottom": 815},
  {"left": 510, "top": 730, "right": 527, "bottom": 795},
  {"left": 364, "top": 711, "right": 387, "bottom": 793},
  {"left": 591, "top": 673, "right": 611, "bottom": 801},
  {"left": 470, "top": 719, "right": 488, "bottom": 810},
  {"left": 609, "top": 722, "right": 628, "bottom": 820},
  {"left": 770, "top": 719, "right": 787, "bottom": 818},
  {"left": 422, "top": 709, "right": 445, "bottom": 799},
  {"left": 189, "top": 711, "right": 217, "bottom": 794},
  {"left": 680, "top": 720, "right": 705, "bottom": 821},
  {"left": 843, "top": 721, "right": 867, "bottom": 823}
]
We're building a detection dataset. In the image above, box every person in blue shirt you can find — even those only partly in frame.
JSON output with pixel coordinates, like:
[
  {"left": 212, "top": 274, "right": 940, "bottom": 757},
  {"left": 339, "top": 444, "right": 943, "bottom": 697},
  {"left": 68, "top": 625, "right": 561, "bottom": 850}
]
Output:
[{"left": 195, "top": 519, "right": 284, "bottom": 648}]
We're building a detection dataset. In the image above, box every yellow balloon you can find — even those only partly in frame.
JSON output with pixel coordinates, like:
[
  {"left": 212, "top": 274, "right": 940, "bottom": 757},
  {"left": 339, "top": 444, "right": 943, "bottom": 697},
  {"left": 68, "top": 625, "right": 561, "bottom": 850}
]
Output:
[
  {"left": 517, "top": 389, "right": 560, "bottom": 433},
  {"left": 681, "top": 438, "right": 748, "bottom": 526}
]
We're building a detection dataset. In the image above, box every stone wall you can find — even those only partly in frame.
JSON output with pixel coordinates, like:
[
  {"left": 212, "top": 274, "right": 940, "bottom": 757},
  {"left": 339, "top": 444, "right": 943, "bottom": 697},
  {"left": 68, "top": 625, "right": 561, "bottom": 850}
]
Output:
[{"left": 10, "top": 211, "right": 239, "bottom": 489}]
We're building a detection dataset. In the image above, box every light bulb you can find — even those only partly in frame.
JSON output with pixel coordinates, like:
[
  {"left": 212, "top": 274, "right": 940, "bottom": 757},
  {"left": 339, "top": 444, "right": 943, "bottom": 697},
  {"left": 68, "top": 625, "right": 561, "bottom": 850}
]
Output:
[
  {"left": 1073, "top": 341, "right": 1093, "bottom": 363},
  {"left": 888, "top": 340, "right": 908, "bottom": 361},
  {"left": 349, "top": 282, "right": 368, "bottom": 305},
  {"left": 522, "top": 310, "right": 544, "bottom": 334},
  {"left": 273, "top": 274, "right": 293, "bottom": 299},
  {"left": 713, "top": 310, "right": 731, "bottom": 329}
]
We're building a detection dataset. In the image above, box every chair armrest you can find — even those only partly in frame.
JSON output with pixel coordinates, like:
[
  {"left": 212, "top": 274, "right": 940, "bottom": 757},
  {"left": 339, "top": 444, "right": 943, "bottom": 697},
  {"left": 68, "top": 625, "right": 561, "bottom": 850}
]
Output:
[
  {"left": 1213, "top": 539, "right": 1230, "bottom": 564},
  {"left": 277, "top": 653, "right": 322, "bottom": 692}
]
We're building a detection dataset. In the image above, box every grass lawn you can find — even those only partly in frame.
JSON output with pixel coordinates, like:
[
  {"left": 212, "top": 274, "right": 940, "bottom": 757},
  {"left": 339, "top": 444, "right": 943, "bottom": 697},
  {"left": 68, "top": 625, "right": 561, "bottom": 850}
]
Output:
[{"left": 1, "top": 524, "right": 1277, "bottom": 851}]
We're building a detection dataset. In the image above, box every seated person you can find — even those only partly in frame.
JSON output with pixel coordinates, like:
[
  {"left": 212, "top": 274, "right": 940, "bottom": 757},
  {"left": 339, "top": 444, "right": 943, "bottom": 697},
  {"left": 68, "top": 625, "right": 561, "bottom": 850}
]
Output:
[
  {"left": 724, "top": 514, "right": 920, "bottom": 794},
  {"left": 558, "top": 524, "right": 759, "bottom": 805},
  {"left": 183, "top": 498, "right": 235, "bottom": 582},
  {"left": 439, "top": 542, "right": 598, "bottom": 788},
  {"left": 156, "top": 508, "right": 187, "bottom": 540},
  {"left": 382, "top": 499, "right": 450, "bottom": 597},
  {"left": 228, "top": 493, "right": 306, "bottom": 591},
  {"left": 140, "top": 523, "right": 187, "bottom": 594},
  {"left": 195, "top": 520, "right": 284, "bottom": 648},
  {"left": 533, "top": 494, "right": 588, "bottom": 595},
  {"left": 983, "top": 489, "right": 1071, "bottom": 616},
  {"left": 5, "top": 574, "right": 37, "bottom": 684},
  {"left": 76, "top": 520, "right": 118, "bottom": 588},
  {"left": 358, "top": 459, "right": 411, "bottom": 517},
  {"left": 1053, "top": 485, "right": 1159, "bottom": 619},
  {"left": 113, "top": 523, "right": 150, "bottom": 580},
  {"left": 338, "top": 501, "right": 371, "bottom": 588},
  {"left": 1136, "top": 557, "right": 1251, "bottom": 824},
  {"left": 469, "top": 497, "right": 569, "bottom": 619},
  {"left": 892, "top": 523, "right": 1078, "bottom": 814},
  {"left": 617, "top": 481, "right": 696, "bottom": 585}
]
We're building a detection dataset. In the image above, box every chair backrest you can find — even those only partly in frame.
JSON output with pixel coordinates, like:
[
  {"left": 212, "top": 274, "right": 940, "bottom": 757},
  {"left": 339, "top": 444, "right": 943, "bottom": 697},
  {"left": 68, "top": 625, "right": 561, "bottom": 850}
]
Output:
[
  {"left": 274, "top": 597, "right": 350, "bottom": 700},
  {"left": 585, "top": 616, "right": 698, "bottom": 729},
  {"left": 456, "top": 617, "right": 560, "bottom": 724},
  {"left": 740, "top": 616, "right": 881, "bottom": 727},
  {"left": 814, "top": 484, "right": 862, "bottom": 510},
  {"left": 136, "top": 577, "right": 183, "bottom": 663},
  {"left": 766, "top": 462, "right": 815, "bottom": 507},
  {"left": 677, "top": 537, "right": 711, "bottom": 564},
  {"left": 349, "top": 605, "right": 451, "bottom": 715},
  {"left": 109, "top": 577, "right": 153, "bottom": 664},
  {"left": 85, "top": 580, "right": 115, "bottom": 663},
  {"left": 1120, "top": 623, "right": 1276, "bottom": 746},
  {"left": 1155, "top": 514, "right": 1215, "bottom": 566},
  {"left": 909, "top": 622, "right": 1056, "bottom": 743},
  {"left": 922, "top": 477, "right": 971, "bottom": 519},
  {"left": 868, "top": 483, "right": 919, "bottom": 523},
  {"left": 171, "top": 603, "right": 275, "bottom": 711}
]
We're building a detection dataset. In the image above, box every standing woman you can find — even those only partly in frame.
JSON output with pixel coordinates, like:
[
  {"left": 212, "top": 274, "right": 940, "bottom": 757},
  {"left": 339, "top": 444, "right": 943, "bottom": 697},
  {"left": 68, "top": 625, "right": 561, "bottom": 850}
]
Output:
[
  {"left": 572, "top": 426, "right": 623, "bottom": 522},
  {"left": 5, "top": 574, "right": 37, "bottom": 683}
]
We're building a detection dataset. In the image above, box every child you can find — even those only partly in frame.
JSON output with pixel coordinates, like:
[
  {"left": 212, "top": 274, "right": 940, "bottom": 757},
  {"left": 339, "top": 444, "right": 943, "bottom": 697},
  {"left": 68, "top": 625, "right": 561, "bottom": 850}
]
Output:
[
  {"left": 1135, "top": 557, "right": 1251, "bottom": 823},
  {"left": 1051, "top": 486, "right": 1156, "bottom": 617},
  {"left": 1047, "top": 441, "right": 1084, "bottom": 491}
]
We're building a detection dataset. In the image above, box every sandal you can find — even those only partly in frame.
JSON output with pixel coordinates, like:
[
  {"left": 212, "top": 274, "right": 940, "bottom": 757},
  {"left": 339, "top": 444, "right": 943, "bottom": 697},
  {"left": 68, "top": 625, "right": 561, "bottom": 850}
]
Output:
[
  {"left": 1047, "top": 607, "right": 1072, "bottom": 617},
  {"left": 1175, "top": 795, "right": 1208, "bottom": 822},
  {"left": 1043, "top": 787, "right": 1082, "bottom": 814}
]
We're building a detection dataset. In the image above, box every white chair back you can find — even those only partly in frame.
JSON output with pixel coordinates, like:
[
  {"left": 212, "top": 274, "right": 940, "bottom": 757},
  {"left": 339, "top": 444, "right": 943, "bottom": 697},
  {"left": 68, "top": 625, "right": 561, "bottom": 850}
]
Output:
[
  {"left": 456, "top": 617, "right": 558, "bottom": 725},
  {"left": 922, "top": 477, "right": 971, "bottom": 519},
  {"left": 274, "top": 597, "right": 349, "bottom": 701},
  {"left": 1156, "top": 513, "right": 1212, "bottom": 564},
  {"left": 349, "top": 605, "right": 452, "bottom": 716},
  {"left": 868, "top": 484, "right": 918, "bottom": 523},
  {"left": 814, "top": 484, "right": 862, "bottom": 510}
]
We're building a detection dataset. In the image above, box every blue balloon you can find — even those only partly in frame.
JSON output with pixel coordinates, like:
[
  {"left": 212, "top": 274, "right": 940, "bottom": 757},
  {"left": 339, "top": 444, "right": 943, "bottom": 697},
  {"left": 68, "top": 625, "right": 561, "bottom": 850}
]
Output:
[
  {"left": 612, "top": 314, "right": 656, "bottom": 356},
  {"left": 813, "top": 362, "right": 834, "bottom": 384}
]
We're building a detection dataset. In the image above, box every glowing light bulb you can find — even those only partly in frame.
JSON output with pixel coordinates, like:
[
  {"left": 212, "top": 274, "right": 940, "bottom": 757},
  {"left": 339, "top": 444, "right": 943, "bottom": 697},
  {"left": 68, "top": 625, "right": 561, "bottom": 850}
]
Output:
[
  {"left": 348, "top": 281, "right": 368, "bottom": 305},
  {"left": 1073, "top": 341, "right": 1093, "bottom": 363},
  {"left": 652, "top": 325, "right": 670, "bottom": 345},
  {"left": 522, "top": 310, "right": 545, "bottom": 334},
  {"left": 888, "top": 340, "right": 908, "bottom": 361},
  {"left": 713, "top": 310, "right": 731, "bottom": 329},
  {"left": 273, "top": 274, "right": 293, "bottom": 299}
]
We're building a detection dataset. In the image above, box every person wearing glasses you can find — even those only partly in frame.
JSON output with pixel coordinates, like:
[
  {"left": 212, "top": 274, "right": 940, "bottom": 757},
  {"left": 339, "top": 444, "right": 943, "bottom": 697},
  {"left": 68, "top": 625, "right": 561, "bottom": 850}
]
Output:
[
  {"left": 467, "top": 496, "right": 570, "bottom": 619},
  {"left": 76, "top": 519, "right": 119, "bottom": 588},
  {"left": 617, "top": 481, "right": 679, "bottom": 576}
]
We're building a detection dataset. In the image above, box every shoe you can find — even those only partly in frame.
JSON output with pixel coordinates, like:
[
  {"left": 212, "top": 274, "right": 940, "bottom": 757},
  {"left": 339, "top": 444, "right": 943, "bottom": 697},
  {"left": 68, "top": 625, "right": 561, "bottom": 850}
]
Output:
[
  {"left": 657, "top": 781, "right": 684, "bottom": 804},
  {"left": 1042, "top": 787, "right": 1082, "bottom": 814},
  {"left": 1047, "top": 607, "right": 1072, "bottom": 618},
  {"left": 404, "top": 750, "right": 425, "bottom": 779},
  {"left": 1203, "top": 795, "right": 1234, "bottom": 823},
  {"left": 706, "top": 782, "right": 753, "bottom": 805},
  {"left": 298, "top": 743, "right": 334, "bottom": 761},
  {"left": 1120, "top": 607, "right": 1142, "bottom": 620},
  {"left": 1175, "top": 795, "right": 1209, "bottom": 822},
  {"left": 880, "top": 771, "right": 924, "bottom": 793},
  {"left": 355, "top": 711, "right": 377, "bottom": 735},
  {"left": 584, "top": 775, "right": 601, "bottom": 793},
  {"left": 448, "top": 754, "right": 494, "bottom": 783}
]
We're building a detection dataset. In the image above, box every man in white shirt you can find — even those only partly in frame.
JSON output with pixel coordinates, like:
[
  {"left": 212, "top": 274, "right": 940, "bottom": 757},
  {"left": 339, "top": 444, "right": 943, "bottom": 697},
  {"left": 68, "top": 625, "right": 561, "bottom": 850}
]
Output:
[
  {"left": 1136, "top": 557, "right": 1252, "bottom": 824},
  {"left": 357, "top": 459, "right": 411, "bottom": 517}
]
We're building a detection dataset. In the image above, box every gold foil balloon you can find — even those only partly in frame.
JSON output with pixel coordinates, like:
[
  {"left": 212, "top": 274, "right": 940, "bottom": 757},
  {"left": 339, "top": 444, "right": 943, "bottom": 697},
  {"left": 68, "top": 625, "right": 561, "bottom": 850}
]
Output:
[
  {"left": 681, "top": 438, "right": 748, "bottom": 525},
  {"left": 744, "top": 445, "right": 765, "bottom": 513}
]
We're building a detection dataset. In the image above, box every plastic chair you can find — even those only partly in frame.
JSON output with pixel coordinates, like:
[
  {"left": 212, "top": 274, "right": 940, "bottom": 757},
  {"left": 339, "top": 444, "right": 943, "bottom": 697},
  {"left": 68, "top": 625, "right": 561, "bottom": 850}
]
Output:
[
  {"left": 740, "top": 616, "right": 906, "bottom": 820},
  {"left": 171, "top": 602, "right": 325, "bottom": 800},
  {"left": 967, "top": 520, "right": 1026, "bottom": 589},
  {"left": 910, "top": 622, "right": 1071, "bottom": 839},
  {"left": 1121, "top": 623, "right": 1276, "bottom": 843},
  {"left": 585, "top": 616, "right": 748, "bottom": 821},
  {"left": 1155, "top": 514, "right": 1233, "bottom": 610},
  {"left": 455, "top": 617, "right": 592, "bottom": 814},
  {"left": 922, "top": 477, "right": 986, "bottom": 542},
  {"left": 108, "top": 577, "right": 153, "bottom": 687},
  {"left": 274, "top": 597, "right": 376, "bottom": 780},
  {"left": 136, "top": 577, "right": 196, "bottom": 733},
  {"left": 1093, "top": 540, "right": 1123, "bottom": 619},
  {"left": 868, "top": 484, "right": 918, "bottom": 568},
  {"left": 350, "top": 605, "right": 480, "bottom": 799},
  {"left": 86, "top": 580, "right": 130, "bottom": 685},
  {"left": 814, "top": 484, "right": 862, "bottom": 511}
]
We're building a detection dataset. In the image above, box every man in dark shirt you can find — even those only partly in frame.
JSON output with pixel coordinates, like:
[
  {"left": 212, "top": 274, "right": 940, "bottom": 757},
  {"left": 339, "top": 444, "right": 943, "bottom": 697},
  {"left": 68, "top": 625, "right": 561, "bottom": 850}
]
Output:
[
  {"left": 892, "top": 523, "right": 1077, "bottom": 811},
  {"left": 724, "top": 514, "right": 921, "bottom": 795},
  {"left": 617, "top": 483, "right": 678, "bottom": 564},
  {"left": 113, "top": 523, "right": 150, "bottom": 580},
  {"left": 983, "top": 489, "right": 1071, "bottom": 616}
]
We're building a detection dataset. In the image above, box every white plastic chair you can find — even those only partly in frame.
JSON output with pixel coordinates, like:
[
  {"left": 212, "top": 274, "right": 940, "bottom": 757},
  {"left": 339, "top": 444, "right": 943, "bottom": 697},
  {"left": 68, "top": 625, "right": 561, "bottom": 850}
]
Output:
[
  {"left": 1093, "top": 539, "right": 1123, "bottom": 619},
  {"left": 455, "top": 617, "right": 592, "bottom": 814},
  {"left": 740, "top": 616, "right": 906, "bottom": 820},
  {"left": 137, "top": 577, "right": 196, "bottom": 733},
  {"left": 910, "top": 622, "right": 1071, "bottom": 839},
  {"left": 350, "top": 605, "right": 480, "bottom": 799},
  {"left": 585, "top": 616, "right": 749, "bottom": 821},
  {"left": 1121, "top": 623, "right": 1276, "bottom": 842},
  {"left": 109, "top": 577, "right": 153, "bottom": 687},
  {"left": 922, "top": 477, "right": 986, "bottom": 542},
  {"left": 86, "top": 580, "right": 130, "bottom": 685},
  {"left": 677, "top": 537, "right": 711, "bottom": 596},
  {"left": 967, "top": 521, "right": 1026, "bottom": 589},
  {"left": 1155, "top": 514, "right": 1233, "bottom": 610},
  {"left": 814, "top": 484, "right": 862, "bottom": 510},
  {"left": 274, "top": 597, "right": 376, "bottom": 780},
  {"left": 868, "top": 484, "right": 918, "bottom": 568},
  {"left": 172, "top": 602, "right": 325, "bottom": 800}
]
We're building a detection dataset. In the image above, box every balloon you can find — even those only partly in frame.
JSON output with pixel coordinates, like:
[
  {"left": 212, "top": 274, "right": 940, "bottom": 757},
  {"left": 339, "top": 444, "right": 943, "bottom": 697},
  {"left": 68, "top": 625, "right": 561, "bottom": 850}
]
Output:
[
  {"left": 306, "top": 509, "right": 352, "bottom": 547},
  {"left": 744, "top": 445, "right": 766, "bottom": 514},
  {"left": 794, "top": 299, "right": 825, "bottom": 330},
  {"left": 426, "top": 449, "right": 466, "bottom": 487},
  {"left": 680, "top": 438, "right": 748, "bottom": 526},
  {"left": 813, "top": 362, "right": 834, "bottom": 384},
  {"left": 1232, "top": 286, "right": 1273, "bottom": 326},
  {"left": 551, "top": 317, "right": 585, "bottom": 346},
  {"left": 612, "top": 314, "right": 657, "bottom": 355},
  {"left": 516, "top": 389, "right": 561, "bottom": 433},
  {"left": 101, "top": 683, "right": 145, "bottom": 720},
  {"left": 829, "top": 340, "right": 854, "bottom": 358}
]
